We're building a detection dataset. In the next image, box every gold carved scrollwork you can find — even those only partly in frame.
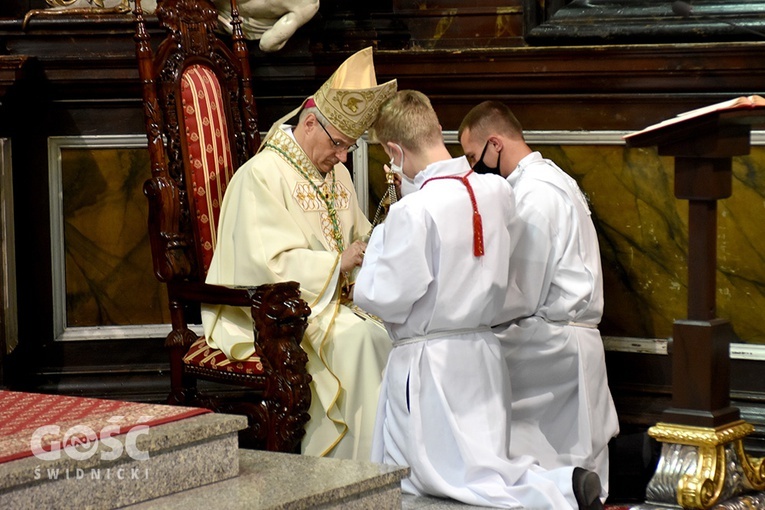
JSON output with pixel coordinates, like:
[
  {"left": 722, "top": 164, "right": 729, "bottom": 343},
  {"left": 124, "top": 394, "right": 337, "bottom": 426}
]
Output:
[
  {"left": 735, "top": 441, "right": 765, "bottom": 491},
  {"left": 677, "top": 444, "right": 725, "bottom": 509},
  {"left": 648, "top": 421, "right": 765, "bottom": 509}
]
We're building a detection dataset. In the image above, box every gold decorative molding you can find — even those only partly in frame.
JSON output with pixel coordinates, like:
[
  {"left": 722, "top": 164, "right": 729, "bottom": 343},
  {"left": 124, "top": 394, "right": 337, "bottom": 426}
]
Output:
[
  {"left": 644, "top": 421, "right": 765, "bottom": 509},
  {"left": 677, "top": 443, "right": 724, "bottom": 509},
  {"left": 735, "top": 440, "right": 765, "bottom": 491},
  {"left": 648, "top": 420, "right": 754, "bottom": 447}
]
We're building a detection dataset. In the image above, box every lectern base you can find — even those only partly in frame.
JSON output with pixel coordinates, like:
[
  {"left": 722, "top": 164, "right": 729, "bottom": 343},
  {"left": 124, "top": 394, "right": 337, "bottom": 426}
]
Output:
[{"left": 632, "top": 420, "right": 765, "bottom": 509}]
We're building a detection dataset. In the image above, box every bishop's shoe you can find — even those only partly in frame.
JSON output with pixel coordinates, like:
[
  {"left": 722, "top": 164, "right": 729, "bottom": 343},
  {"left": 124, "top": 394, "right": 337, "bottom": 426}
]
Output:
[{"left": 572, "top": 467, "right": 604, "bottom": 510}]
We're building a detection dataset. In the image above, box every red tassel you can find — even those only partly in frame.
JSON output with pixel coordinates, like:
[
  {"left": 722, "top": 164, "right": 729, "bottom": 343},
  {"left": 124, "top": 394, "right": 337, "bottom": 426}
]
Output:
[
  {"left": 473, "top": 212, "right": 484, "bottom": 257},
  {"left": 422, "top": 170, "right": 485, "bottom": 257}
]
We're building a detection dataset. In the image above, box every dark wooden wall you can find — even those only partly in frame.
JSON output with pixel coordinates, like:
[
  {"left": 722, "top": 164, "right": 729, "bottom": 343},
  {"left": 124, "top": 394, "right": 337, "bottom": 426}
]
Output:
[{"left": 2, "top": 0, "right": 765, "bottom": 502}]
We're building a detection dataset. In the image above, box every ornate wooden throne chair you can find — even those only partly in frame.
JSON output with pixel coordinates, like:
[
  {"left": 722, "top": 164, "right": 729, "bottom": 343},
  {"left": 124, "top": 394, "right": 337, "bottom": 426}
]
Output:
[{"left": 133, "top": 0, "right": 311, "bottom": 452}]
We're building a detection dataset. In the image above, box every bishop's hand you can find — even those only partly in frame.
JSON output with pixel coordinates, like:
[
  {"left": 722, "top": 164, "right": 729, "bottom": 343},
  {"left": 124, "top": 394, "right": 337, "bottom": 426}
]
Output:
[{"left": 340, "top": 240, "right": 367, "bottom": 274}]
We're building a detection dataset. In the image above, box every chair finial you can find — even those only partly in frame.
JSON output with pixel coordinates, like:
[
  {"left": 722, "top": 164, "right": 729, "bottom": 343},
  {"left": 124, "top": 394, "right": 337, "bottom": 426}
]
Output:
[{"left": 229, "top": 0, "right": 245, "bottom": 41}]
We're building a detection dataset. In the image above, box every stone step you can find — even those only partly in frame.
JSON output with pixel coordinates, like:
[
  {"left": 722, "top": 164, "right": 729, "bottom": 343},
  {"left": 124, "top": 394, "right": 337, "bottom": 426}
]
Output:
[
  {"left": 126, "top": 447, "right": 408, "bottom": 510},
  {"left": 1, "top": 404, "right": 409, "bottom": 510},
  {"left": 0, "top": 412, "right": 247, "bottom": 509}
]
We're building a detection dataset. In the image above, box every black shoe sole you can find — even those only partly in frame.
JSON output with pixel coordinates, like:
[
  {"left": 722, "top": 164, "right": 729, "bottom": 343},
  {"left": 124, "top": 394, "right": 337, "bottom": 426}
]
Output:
[{"left": 572, "top": 467, "right": 604, "bottom": 510}]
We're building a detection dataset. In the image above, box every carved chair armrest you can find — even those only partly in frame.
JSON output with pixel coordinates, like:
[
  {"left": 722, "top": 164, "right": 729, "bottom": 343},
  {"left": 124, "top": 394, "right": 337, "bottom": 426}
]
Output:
[
  {"left": 165, "top": 280, "right": 311, "bottom": 355},
  {"left": 167, "top": 280, "right": 254, "bottom": 307},
  {"left": 246, "top": 280, "right": 312, "bottom": 447},
  {"left": 165, "top": 279, "right": 312, "bottom": 452}
]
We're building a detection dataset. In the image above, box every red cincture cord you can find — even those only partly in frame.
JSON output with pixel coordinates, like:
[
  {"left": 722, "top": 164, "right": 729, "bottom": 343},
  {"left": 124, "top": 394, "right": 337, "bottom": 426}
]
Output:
[{"left": 422, "top": 169, "right": 485, "bottom": 256}]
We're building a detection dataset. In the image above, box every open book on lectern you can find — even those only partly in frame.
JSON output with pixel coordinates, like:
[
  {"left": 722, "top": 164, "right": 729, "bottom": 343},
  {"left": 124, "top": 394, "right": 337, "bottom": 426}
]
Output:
[{"left": 623, "top": 95, "right": 765, "bottom": 141}]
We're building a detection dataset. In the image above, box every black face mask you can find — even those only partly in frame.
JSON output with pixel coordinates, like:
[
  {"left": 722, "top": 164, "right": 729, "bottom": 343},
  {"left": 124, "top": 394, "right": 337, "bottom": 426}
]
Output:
[{"left": 471, "top": 141, "right": 501, "bottom": 176}]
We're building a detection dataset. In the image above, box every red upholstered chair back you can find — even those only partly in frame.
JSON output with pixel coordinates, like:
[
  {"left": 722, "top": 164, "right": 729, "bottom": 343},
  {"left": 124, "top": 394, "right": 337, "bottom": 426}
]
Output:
[
  {"left": 134, "top": 0, "right": 312, "bottom": 453},
  {"left": 180, "top": 64, "right": 236, "bottom": 275},
  {"left": 135, "top": 0, "right": 259, "bottom": 284}
]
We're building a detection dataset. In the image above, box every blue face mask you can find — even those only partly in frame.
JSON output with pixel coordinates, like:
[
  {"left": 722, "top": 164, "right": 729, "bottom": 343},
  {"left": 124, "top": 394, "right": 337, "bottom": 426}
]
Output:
[
  {"left": 389, "top": 143, "right": 419, "bottom": 197},
  {"left": 472, "top": 141, "right": 501, "bottom": 176}
]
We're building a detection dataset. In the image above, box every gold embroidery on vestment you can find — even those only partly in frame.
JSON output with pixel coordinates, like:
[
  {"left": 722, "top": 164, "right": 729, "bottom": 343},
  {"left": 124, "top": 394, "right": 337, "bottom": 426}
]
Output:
[{"left": 264, "top": 129, "right": 348, "bottom": 251}]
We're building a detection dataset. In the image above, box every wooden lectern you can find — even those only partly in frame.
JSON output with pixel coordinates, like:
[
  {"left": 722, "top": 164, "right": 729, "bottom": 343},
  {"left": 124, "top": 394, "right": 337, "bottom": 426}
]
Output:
[{"left": 624, "top": 98, "right": 765, "bottom": 508}]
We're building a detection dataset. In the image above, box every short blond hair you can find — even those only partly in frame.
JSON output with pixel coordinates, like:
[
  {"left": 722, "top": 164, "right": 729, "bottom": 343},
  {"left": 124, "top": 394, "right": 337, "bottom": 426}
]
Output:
[{"left": 369, "top": 90, "right": 442, "bottom": 151}]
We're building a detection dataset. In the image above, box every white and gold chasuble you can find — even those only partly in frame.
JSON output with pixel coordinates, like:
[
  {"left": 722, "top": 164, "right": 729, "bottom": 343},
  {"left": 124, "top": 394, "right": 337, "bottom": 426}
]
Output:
[{"left": 201, "top": 127, "right": 391, "bottom": 460}]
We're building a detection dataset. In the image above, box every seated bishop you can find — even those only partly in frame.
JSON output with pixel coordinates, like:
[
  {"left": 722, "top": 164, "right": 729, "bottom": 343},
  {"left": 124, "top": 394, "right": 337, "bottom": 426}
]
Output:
[{"left": 201, "top": 47, "right": 397, "bottom": 460}]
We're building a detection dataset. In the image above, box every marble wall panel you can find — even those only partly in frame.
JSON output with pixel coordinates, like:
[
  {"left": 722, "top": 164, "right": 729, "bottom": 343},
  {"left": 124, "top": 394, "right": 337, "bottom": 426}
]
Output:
[
  {"left": 57, "top": 135, "right": 765, "bottom": 344},
  {"left": 538, "top": 143, "right": 765, "bottom": 344},
  {"left": 60, "top": 145, "right": 168, "bottom": 329}
]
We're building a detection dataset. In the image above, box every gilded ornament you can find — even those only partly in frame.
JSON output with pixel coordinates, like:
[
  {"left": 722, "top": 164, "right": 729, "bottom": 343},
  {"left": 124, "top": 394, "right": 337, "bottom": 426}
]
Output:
[
  {"left": 645, "top": 421, "right": 765, "bottom": 508},
  {"left": 648, "top": 421, "right": 754, "bottom": 447}
]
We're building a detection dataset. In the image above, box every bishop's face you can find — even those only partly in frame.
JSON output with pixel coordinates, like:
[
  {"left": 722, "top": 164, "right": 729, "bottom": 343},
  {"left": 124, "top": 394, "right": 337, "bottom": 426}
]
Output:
[{"left": 304, "top": 114, "right": 357, "bottom": 174}]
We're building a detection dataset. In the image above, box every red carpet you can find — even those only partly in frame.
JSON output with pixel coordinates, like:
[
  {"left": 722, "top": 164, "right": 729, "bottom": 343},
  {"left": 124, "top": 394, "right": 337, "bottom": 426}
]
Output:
[{"left": 0, "top": 390, "right": 210, "bottom": 464}]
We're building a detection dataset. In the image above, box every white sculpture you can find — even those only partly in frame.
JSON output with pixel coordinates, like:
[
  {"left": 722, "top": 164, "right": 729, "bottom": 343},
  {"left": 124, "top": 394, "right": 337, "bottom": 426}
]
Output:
[
  {"left": 214, "top": 0, "right": 320, "bottom": 53},
  {"left": 32, "top": 1, "right": 314, "bottom": 52}
]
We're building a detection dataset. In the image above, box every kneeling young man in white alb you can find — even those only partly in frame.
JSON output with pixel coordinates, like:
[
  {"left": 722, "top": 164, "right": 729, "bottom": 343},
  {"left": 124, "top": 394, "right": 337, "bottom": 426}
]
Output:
[{"left": 354, "top": 89, "right": 604, "bottom": 510}]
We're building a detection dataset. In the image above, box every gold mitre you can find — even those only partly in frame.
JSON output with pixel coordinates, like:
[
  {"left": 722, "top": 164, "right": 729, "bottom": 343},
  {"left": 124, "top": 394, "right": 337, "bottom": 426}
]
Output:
[{"left": 313, "top": 47, "right": 397, "bottom": 140}]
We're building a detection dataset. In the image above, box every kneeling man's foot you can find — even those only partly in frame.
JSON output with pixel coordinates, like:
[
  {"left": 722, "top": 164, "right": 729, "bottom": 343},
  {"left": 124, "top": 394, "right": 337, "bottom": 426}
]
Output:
[{"left": 572, "top": 467, "right": 603, "bottom": 510}]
